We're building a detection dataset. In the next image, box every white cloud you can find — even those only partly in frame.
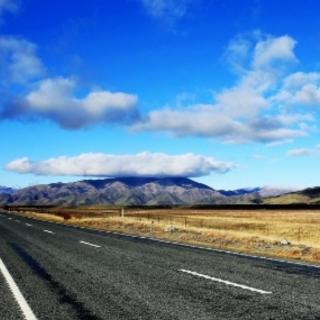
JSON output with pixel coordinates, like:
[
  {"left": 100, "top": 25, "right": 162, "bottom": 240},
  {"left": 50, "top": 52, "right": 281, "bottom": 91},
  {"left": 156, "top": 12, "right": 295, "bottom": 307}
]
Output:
[
  {"left": 215, "top": 85, "right": 268, "bottom": 117},
  {"left": 294, "top": 84, "right": 320, "bottom": 105},
  {"left": 224, "top": 33, "right": 253, "bottom": 73},
  {"left": 140, "top": 0, "right": 192, "bottom": 21},
  {"left": 225, "top": 32, "right": 297, "bottom": 73},
  {"left": 272, "top": 72, "right": 320, "bottom": 106},
  {"left": 0, "top": 36, "right": 139, "bottom": 129},
  {"left": 134, "top": 34, "right": 307, "bottom": 143},
  {"left": 3, "top": 77, "right": 138, "bottom": 129},
  {"left": 0, "top": 36, "right": 45, "bottom": 84},
  {"left": 271, "top": 72, "right": 320, "bottom": 106},
  {"left": 253, "top": 35, "right": 297, "bottom": 69},
  {"left": 286, "top": 144, "right": 320, "bottom": 157},
  {"left": 0, "top": 5, "right": 139, "bottom": 131},
  {"left": 286, "top": 83, "right": 320, "bottom": 106},
  {"left": 287, "top": 148, "right": 311, "bottom": 157},
  {"left": 0, "top": 31, "right": 316, "bottom": 141},
  {"left": 283, "top": 72, "right": 320, "bottom": 89},
  {"left": 5, "top": 152, "right": 235, "bottom": 177},
  {"left": 134, "top": 105, "right": 305, "bottom": 143},
  {"left": 0, "top": 0, "right": 18, "bottom": 18}
]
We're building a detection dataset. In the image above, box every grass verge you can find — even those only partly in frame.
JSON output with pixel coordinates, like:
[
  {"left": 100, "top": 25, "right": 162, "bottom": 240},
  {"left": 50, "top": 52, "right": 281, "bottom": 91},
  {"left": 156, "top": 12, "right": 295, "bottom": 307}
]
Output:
[{"left": 9, "top": 208, "right": 320, "bottom": 264}]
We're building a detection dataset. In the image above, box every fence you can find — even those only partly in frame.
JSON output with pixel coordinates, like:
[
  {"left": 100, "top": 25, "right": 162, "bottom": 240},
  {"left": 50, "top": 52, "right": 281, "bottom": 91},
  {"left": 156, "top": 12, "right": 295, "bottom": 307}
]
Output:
[
  {"left": 5, "top": 206, "right": 317, "bottom": 243},
  {"left": 125, "top": 212, "right": 315, "bottom": 243}
]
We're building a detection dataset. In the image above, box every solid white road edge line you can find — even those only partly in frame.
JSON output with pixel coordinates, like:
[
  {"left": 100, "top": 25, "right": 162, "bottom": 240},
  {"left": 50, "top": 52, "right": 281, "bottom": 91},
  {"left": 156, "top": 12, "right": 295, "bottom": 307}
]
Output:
[
  {"left": 0, "top": 257, "right": 38, "bottom": 320},
  {"left": 43, "top": 229, "right": 54, "bottom": 234},
  {"left": 79, "top": 240, "right": 101, "bottom": 248},
  {"left": 179, "top": 269, "right": 272, "bottom": 294}
]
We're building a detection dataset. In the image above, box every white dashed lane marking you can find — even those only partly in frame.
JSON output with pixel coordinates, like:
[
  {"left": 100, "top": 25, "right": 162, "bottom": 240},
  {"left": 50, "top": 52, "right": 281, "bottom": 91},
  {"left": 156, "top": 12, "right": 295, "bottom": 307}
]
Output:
[
  {"left": 2, "top": 211, "right": 320, "bottom": 270},
  {"left": 179, "top": 269, "right": 272, "bottom": 295},
  {"left": 43, "top": 230, "right": 54, "bottom": 235},
  {"left": 79, "top": 240, "right": 101, "bottom": 248}
]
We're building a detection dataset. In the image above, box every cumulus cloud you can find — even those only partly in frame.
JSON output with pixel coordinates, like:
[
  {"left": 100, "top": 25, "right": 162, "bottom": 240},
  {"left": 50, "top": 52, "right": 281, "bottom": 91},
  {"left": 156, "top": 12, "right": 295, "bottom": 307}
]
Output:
[
  {"left": 5, "top": 152, "right": 235, "bottom": 177},
  {"left": 0, "top": 31, "right": 316, "bottom": 140},
  {"left": 0, "top": 3, "right": 140, "bottom": 130},
  {"left": 273, "top": 72, "right": 320, "bottom": 106},
  {"left": 133, "top": 105, "right": 305, "bottom": 143},
  {"left": 1, "top": 77, "right": 139, "bottom": 129},
  {"left": 134, "top": 33, "right": 307, "bottom": 143},
  {"left": 225, "top": 32, "right": 297, "bottom": 74},
  {"left": 283, "top": 72, "right": 320, "bottom": 89},
  {"left": 0, "top": 36, "right": 45, "bottom": 84},
  {"left": 0, "top": 36, "right": 139, "bottom": 129},
  {"left": 252, "top": 35, "right": 297, "bottom": 69}
]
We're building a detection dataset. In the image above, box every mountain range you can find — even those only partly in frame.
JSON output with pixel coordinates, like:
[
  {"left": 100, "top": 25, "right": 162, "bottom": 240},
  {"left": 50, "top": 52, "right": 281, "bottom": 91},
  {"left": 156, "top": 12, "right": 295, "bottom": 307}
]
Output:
[{"left": 0, "top": 177, "right": 296, "bottom": 206}]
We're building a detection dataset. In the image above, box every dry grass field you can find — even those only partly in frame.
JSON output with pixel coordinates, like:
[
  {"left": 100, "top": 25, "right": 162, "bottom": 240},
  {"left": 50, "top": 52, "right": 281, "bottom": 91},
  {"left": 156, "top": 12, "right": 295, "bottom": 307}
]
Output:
[{"left": 11, "top": 207, "right": 320, "bottom": 264}]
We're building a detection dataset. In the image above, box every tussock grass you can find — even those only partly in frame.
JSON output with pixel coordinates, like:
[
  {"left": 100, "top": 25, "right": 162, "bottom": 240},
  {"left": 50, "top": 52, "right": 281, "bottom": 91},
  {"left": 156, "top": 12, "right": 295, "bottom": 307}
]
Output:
[{"left": 11, "top": 208, "right": 320, "bottom": 264}]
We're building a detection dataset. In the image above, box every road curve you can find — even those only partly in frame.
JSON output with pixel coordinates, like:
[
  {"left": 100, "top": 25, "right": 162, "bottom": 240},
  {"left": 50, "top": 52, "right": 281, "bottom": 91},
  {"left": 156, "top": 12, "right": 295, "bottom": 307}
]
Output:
[{"left": 1, "top": 210, "right": 320, "bottom": 320}]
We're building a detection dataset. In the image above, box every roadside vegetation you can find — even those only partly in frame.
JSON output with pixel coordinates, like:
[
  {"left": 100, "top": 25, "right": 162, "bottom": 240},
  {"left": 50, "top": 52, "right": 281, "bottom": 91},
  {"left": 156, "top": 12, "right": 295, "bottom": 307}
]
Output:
[{"left": 7, "top": 206, "right": 320, "bottom": 264}]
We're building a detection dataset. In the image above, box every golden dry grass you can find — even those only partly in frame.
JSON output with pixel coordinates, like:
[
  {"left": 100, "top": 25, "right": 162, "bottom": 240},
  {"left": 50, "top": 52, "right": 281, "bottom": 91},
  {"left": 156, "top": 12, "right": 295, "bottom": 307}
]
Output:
[{"left": 11, "top": 208, "right": 320, "bottom": 264}]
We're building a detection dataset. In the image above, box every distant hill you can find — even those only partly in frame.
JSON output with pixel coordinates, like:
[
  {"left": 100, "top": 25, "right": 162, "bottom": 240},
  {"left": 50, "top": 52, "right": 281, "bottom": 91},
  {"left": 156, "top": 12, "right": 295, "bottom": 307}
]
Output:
[
  {"left": 218, "top": 187, "right": 260, "bottom": 197},
  {"left": 219, "top": 187, "right": 293, "bottom": 197},
  {"left": 263, "top": 187, "right": 320, "bottom": 205},
  {"left": 0, "top": 177, "right": 225, "bottom": 206},
  {"left": 217, "top": 187, "right": 293, "bottom": 204},
  {"left": 0, "top": 186, "right": 16, "bottom": 194}
]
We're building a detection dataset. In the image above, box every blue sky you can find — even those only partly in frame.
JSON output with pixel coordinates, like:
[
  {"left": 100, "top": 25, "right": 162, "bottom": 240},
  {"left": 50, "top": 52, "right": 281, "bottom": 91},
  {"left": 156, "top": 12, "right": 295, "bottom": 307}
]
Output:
[{"left": 1, "top": 0, "right": 320, "bottom": 190}]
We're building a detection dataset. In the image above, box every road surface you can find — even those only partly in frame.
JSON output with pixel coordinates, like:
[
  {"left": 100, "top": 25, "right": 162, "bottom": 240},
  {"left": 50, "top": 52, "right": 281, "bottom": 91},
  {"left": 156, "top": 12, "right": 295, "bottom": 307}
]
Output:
[{"left": 1, "top": 210, "right": 320, "bottom": 319}]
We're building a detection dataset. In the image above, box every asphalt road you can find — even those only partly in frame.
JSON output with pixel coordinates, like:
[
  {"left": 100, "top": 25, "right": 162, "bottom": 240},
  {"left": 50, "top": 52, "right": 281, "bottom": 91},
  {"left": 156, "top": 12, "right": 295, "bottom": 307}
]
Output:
[{"left": 1, "top": 210, "right": 320, "bottom": 320}]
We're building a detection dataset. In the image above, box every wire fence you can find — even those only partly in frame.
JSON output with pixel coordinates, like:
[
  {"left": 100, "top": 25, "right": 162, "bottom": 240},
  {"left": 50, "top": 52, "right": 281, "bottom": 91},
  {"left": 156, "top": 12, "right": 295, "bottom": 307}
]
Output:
[
  {"left": 125, "top": 212, "right": 315, "bottom": 242},
  {"left": 7, "top": 207, "right": 318, "bottom": 242}
]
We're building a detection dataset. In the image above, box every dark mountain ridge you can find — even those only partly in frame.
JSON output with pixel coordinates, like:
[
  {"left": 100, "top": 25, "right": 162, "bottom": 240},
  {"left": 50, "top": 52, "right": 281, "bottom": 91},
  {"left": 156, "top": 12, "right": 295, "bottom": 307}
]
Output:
[
  {"left": 0, "top": 177, "right": 220, "bottom": 206},
  {"left": 0, "top": 178, "right": 298, "bottom": 206},
  {"left": 82, "top": 177, "right": 213, "bottom": 190}
]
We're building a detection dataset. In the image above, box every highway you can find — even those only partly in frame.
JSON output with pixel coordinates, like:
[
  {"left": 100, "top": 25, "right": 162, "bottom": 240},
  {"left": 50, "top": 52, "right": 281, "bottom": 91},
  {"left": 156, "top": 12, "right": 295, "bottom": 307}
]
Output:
[{"left": 1, "top": 210, "right": 320, "bottom": 320}]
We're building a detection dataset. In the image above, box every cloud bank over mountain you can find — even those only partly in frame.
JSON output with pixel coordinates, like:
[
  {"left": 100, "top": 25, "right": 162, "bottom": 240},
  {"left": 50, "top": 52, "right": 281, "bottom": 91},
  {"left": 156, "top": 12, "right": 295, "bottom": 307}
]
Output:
[{"left": 5, "top": 152, "right": 234, "bottom": 178}]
